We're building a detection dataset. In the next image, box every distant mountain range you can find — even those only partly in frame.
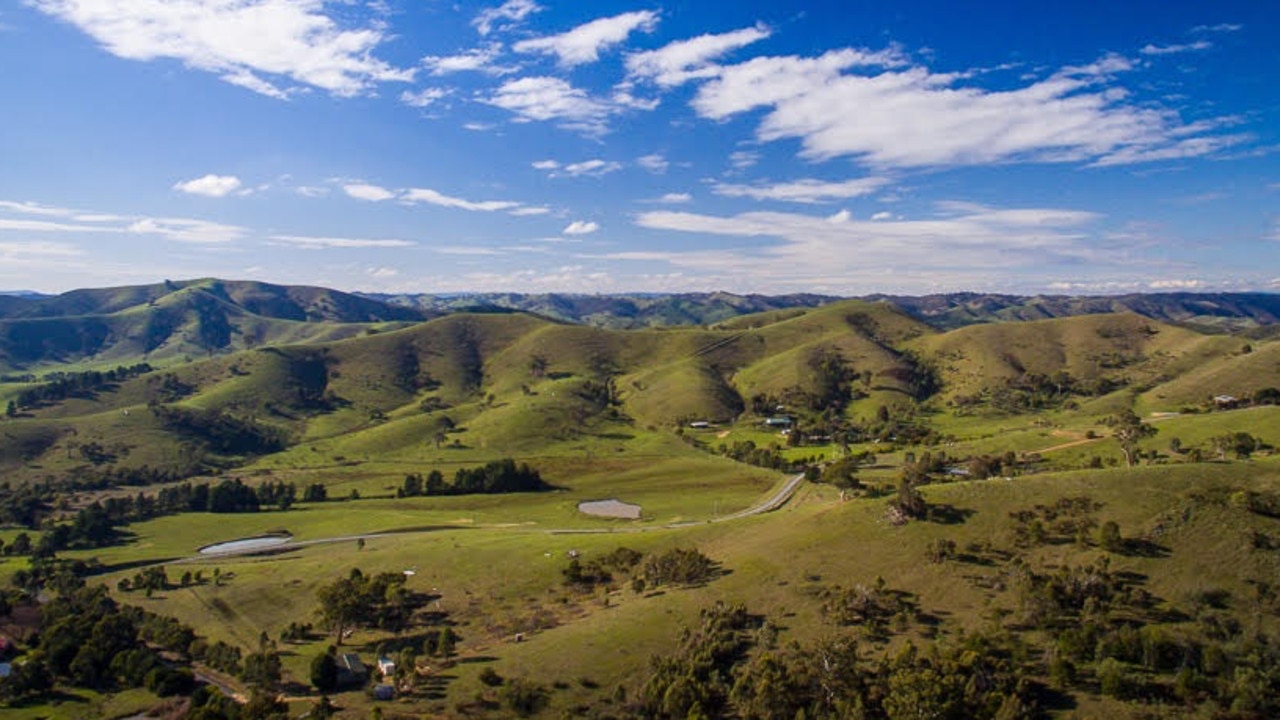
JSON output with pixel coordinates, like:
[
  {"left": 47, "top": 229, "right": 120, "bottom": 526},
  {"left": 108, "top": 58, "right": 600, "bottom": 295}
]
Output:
[
  {"left": 2, "top": 279, "right": 1280, "bottom": 370},
  {"left": 364, "top": 290, "right": 1280, "bottom": 333}
]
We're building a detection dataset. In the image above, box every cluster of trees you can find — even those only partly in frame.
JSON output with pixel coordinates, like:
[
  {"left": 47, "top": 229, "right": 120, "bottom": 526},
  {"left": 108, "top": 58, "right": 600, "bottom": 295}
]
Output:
[
  {"left": 562, "top": 547, "right": 644, "bottom": 590},
  {"left": 9, "top": 363, "right": 153, "bottom": 411},
  {"left": 630, "top": 599, "right": 1036, "bottom": 720},
  {"left": 0, "top": 466, "right": 191, "bottom": 532},
  {"left": 713, "top": 439, "right": 803, "bottom": 472},
  {"left": 819, "top": 578, "right": 919, "bottom": 639},
  {"left": 1007, "top": 496, "right": 1103, "bottom": 548},
  {"left": 315, "top": 568, "right": 419, "bottom": 643},
  {"left": 399, "top": 459, "right": 548, "bottom": 498},
  {"left": 564, "top": 546, "right": 717, "bottom": 594},
  {"left": 150, "top": 404, "right": 289, "bottom": 455},
  {"left": 953, "top": 370, "right": 1119, "bottom": 414},
  {"left": 0, "top": 585, "right": 195, "bottom": 704},
  {"left": 639, "top": 602, "right": 761, "bottom": 718}
]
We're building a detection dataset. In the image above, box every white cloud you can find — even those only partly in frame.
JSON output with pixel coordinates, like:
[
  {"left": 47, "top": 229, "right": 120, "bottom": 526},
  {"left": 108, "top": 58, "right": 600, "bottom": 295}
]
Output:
[
  {"left": 0, "top": 199, "right": 242, "bottom": 243},
  {"left": 729, "top": 150, "right": 760, "bottom": 169},
  {"left": 127, "top": 217, "right": 244, "bottom": 243},
  {"left": 463, "top": 122, "right": 496, "bottom": 132},
  {"left": 401, "top": 188, "right": 520, "bottom": 212},
  {"left": 686, "top": 47, "right": 1244, "bottom": 168},
  {"left": 1191, "top": 23, "right": 1242, "bottom": 33},
  {"left": 367, "top": 266, "right": 399, "bottom": 278},
  {"left": 655, "top": 192, "right": 692, "bottom": 203},
  {"left": 295, "top": 186, "right": 329, "bottom": 198},
  {"left": 713, "top": 177, "right": 890, "bottom": 203},
  {"left": 632, "top": 202, "right": 1103, "bottom": 284},
  {"left": 514, "top": 10, "right": 657, "bottom": 67},
  {"left": 563, "top": 220, "right": 600, "bottom": 235},
  {"left": 1140, "top": 41, "right": 1212, "bottom": 56},
  {"left": 0, "top": 200, "right": 78, "bottom": 217},
  {"left": 626, "top": 24, "right": 771, "bottom": 87},
  {"left": 400, "top": 87, "right": 449, "bottom": 108},
  {"left": 509, "top": 206, "right": 551, "bottom": 216},
  {"left": 637, "top": 154, "right": 669, "bottom": 173},
  {"left": 486, "top": 76, "right": 615, "bottom": 133},
  {"left": 269, "top": 234, "right": 414, "bottom": 249},
  {"left": 0, "top": 217, "right": 118, "bottom": 234},
  {"left": 421, "top": 45, "right": 512, "bottom": 76},
  {"left": 173, "top": 174, "right": 242, "bottom": 198},
  {"left": 536, "top": 159, "right": 622, "bottom": 178},
  {"left": 0, "top": 241, "right": 83, "bottom": 257},
  {"left": 27, "top": 0, "right": 414, "bottom": 98},
  {"left": 433, "top": 245, "right": 503, "bottom": 256},
  {"left": 344, "top": 183, "right": 396, "bottom": 202},
  {"left": 871, "top": 211, "right": 893, "bottom": 221},
  {"left": 473, "top": 0, "right": 541, "bottom": 36},
  {"left": 1148, "top": 279, "right": 1205, "bottom": 289}
]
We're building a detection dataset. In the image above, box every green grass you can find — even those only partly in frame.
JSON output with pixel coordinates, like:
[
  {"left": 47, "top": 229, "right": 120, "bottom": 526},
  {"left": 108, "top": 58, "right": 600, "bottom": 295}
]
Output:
[{"left": 82, "top": 460, "right": 1280, "bottom": 718}]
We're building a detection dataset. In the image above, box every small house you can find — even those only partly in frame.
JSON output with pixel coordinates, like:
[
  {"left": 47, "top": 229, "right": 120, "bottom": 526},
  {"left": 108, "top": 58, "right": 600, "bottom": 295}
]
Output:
[
  {"left": 1214, "top": 395, "right": 1240, "bottom": 409},
  {"left": 689, "top": 421, "right": 711, "bottom": 429},
  {"left": 377, "top": 656, "right": 396, "bottom": 678},
  {"left": 764, "top": 416, "right": 793, "bottom": 427},
  {"left": 337, "top": 653, "right": 368, "bottom": 686}
]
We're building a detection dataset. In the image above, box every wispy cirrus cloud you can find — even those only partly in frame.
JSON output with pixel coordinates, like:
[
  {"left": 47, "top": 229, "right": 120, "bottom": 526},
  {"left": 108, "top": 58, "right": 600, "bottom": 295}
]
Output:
[
  {"left": 401, "top": 188, "right": 521, "bottom": 212},
  {"left": 1140, "top": 40, "right": 1212, "bottom": 56},
  {"left": 26, "top": 0, "right": 414, "bottom": 98},
  {"left": 514, "top": 10, "right": 658, "bottom": 67},
  {"left": 1191, "top": 23, "right": 1242, "bottom": 33},
  {"left": 532, "top": 158, "right": 622, "bottom": 178},
  {"left": 400, "top": 87, "right": 450, "bottom": 108},
  {"left": 0, "top": 198, "right": 244, "bottom": 243},
  {"left": 339, "top": 183, "right": 544, "bottom": 215},
  {"left": 473, "top": 0, "right": 541, "bottom": 36},
  {"left": 269, "top": 234, "right": 414, "bottom": 249},
  {"left": 626, "top": 24, "right": 771, "bottom": 87},
  {"left": 630, "top": 202, "right": 1105, "bottom": 291},
  {"left": 486, "top": 76, "right": 616, "bottom": 134},
  {"left": 636, "top": 154, "right": 669, "bottom": 173},
  {"left": 421, "top": 45, "right": 514, "bottom": 76},
  {"left": 712, "top": 177, "right": 890, "bottom": 203},
  {"left": 125, "top": 217, "right": 245, "bottom": 243}
]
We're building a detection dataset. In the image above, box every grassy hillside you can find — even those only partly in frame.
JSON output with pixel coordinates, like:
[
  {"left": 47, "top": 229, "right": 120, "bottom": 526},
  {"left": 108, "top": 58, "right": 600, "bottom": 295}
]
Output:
[{"left": 0, "top": 278, "right": 427, "bottom": 372}]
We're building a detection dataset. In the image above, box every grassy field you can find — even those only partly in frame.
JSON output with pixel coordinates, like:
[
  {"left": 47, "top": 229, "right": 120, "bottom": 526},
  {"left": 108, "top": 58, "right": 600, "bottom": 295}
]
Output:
[
  {"left": 6, "top": 304, "right": 1280, "bottom": 718},
  {"left": 64, "top": 457, "right": 1280, "bottom": 718}
]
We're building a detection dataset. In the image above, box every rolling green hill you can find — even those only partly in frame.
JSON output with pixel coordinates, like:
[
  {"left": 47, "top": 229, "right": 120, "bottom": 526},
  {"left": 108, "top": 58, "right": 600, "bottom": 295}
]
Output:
[
  {"left": 6, "top": 290, "right": 1280, "bottom": 719},
  {"left": 6, "top": 297, "right": 1277, "bottom": 488},
  {"left": 0, "top": 278, "right": 431, "bottom": 372}
]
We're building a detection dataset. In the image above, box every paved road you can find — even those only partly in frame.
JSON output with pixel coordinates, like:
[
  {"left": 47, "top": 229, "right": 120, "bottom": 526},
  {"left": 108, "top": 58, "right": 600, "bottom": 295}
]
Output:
[{"left": 711, "top": 472, "right": 806, "bottom": 522}]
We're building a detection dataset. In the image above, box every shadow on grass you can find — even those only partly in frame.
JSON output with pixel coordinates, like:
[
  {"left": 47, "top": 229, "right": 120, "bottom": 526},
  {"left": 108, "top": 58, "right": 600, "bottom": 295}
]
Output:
[
  {"left": 927, "top": 503, "right": 975, "bottom": 525},
  {"left": 84, "top": 556, "right": 182, "bottom": 576},
  {"left": 1118, "top": 538, "right": 1171, "bottom": 558},
  {"left": 1034, "top": 681, "right": 1077, "bottom": 713}
]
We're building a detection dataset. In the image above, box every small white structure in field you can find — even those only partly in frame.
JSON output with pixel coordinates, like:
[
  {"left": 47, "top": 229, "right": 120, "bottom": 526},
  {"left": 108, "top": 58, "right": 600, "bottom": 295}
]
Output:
[{"left": 378, "top": 656, "right": 396, "bottom": 678}]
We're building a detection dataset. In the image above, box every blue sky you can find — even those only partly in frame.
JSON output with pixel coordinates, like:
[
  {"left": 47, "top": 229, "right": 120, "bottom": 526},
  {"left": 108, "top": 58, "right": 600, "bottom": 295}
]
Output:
[{"left": 0, "top": 0, "right": 1277, "bottom": 295}]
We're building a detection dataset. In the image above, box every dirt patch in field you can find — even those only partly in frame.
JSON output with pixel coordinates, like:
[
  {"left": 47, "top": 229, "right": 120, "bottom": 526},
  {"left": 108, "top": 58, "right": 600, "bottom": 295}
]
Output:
[{"left": 577, "top": 499, "right": 642, "bottom": 519}]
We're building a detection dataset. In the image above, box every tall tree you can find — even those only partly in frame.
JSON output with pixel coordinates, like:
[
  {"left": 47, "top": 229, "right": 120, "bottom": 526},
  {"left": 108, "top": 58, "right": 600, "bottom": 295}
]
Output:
[{"left": 1112, "top": 410, "right": 1156, "bottom": 467}]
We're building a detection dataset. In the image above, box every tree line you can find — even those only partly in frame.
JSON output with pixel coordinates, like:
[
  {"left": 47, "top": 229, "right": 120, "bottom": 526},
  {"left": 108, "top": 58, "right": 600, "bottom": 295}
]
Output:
[{"left": 399, "top": 458, "right": 548, "bottom": 498}]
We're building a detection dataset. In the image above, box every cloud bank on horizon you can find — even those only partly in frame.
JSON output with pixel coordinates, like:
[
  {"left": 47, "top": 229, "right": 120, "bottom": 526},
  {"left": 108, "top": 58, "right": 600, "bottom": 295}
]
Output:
[{"left": 1, "top": 0, "right": 1277, "bottom": 295}]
